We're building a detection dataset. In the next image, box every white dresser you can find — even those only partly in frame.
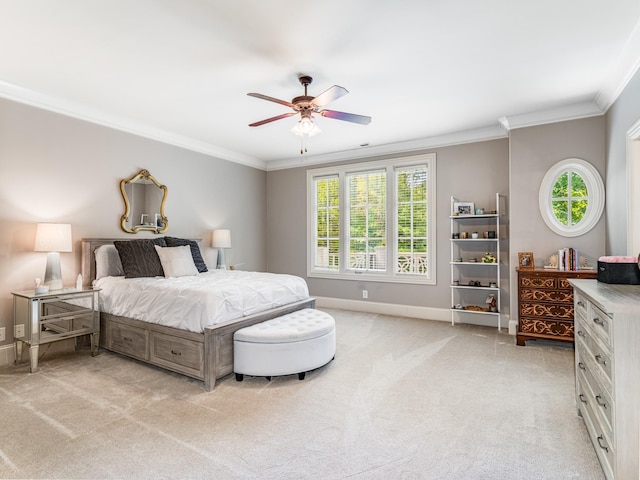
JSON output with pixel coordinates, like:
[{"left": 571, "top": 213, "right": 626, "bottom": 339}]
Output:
[{"left": 569, "top": 279, "right": 640, "bottom": 480}]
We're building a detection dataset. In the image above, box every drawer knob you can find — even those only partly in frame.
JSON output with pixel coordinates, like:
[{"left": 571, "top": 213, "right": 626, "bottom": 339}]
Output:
[
  {"left": 577, "top": 301, "right": 585, "bottom": 307},
  {"left": 171, "top": 350, "right": 182, "bottom": 356},
  {"left": 593, "top": 317, "right": 605, "bottom": 326},
  {"left": 577, "top": 330, "right": 586, "bottom": 337},
  {"left": 579, "top": 393, "right": 588, "bottom": 404},
  {"left": 594, "top": 354, "right": 607, "bottom": 366},
  {"left": 595, "top": 395, "right": 607, "bottom": 409},
  {"left": 578, "top": 362, "right": 586, "bottom": 370},
  {"left": 597, "top": 435, "right": 609, "bottom": 452},
  {"left": 123, "top": 336, "right": 133, "bottom": 342}
]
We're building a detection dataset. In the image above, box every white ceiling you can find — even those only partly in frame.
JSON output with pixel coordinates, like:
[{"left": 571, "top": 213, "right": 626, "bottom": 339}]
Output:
[{"left": 1, "top": 0, "right": 640, "bottom": 170}]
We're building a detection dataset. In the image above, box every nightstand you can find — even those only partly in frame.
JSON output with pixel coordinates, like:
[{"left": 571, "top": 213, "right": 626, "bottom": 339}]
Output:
[{"left": 12, "top": 288, "right": 100, "bottom": 372}]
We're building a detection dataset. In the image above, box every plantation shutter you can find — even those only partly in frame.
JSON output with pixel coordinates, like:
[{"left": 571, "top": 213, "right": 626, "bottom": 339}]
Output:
[
  {"left": 395, "top": 165, "right": 428, "bottom": 274},
  {"left": 347, "top": 169, "right": 386, "bottom": 272},
  {"left": 314, "top": 175, "right": 340, "bottom": 270}
]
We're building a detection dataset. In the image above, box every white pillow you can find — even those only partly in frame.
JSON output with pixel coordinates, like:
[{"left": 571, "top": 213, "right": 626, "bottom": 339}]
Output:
[
  {"left": 95, "top": 245, "right": 125, "bottom": 279},
  {"left": 154, "top": 245, "right": 199, "bottom": 278}
]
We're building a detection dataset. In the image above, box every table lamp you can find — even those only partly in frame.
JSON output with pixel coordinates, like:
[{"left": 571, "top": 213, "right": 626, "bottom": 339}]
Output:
[
  {"left": 34, "top": 223, "right": 72, "bottom": 290},
  {"left": 212, "top": 229, "right": 231, "bottom": 269}
]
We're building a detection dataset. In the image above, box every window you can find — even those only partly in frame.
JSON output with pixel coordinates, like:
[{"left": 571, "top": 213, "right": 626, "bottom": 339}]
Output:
[
  {"left": 538, "top": 158, "right": 604, "bottom": 237},
  {"left": 308, "top": 153, "right": 436, "bottom": 284},
  {"left": 315, "top": 175, "right": 340, "bottom": 270}
]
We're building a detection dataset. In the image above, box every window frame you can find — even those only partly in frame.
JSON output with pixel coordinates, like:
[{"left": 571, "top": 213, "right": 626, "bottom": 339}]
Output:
[
  {"left": 538, "top": 158, "right": 604, "bottom": 237},
  {"left": 307, "top": 153, "right": 436, "bottom": 285}
]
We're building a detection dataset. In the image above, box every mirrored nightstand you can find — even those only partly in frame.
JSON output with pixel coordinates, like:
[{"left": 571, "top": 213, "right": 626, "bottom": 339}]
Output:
[{"left": 12, "top": 288, "right": 100, "bottom": 372}]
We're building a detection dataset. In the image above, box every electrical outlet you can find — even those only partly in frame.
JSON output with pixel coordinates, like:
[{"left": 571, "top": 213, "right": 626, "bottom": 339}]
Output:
[
  {"left": 362, "top": 290, "right": 368, "bottom": 299},
  {"left": 15, "top": 324, "right": 25, "bottom": 338},
  {"left": 0, "top": 327, "right": 5, "bottom": 342}
]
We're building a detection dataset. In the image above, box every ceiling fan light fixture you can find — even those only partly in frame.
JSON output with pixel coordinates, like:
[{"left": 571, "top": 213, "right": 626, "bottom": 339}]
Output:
[{"left": 291, "top": 115, "right": 321, "bottom": 137}]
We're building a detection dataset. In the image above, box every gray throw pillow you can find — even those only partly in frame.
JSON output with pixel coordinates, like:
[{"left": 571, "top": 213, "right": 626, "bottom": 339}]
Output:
[{"left": 114, "top": 238, "right": 167, "bottom": 278}]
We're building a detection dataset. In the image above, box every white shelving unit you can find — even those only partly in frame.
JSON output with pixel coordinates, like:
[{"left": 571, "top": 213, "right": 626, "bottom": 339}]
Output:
[{"left": 450, "top": 193, "right": 506, "bottom": 330}]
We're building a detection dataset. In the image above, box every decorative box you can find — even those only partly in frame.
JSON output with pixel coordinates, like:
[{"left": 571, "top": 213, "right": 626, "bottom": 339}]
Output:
[{"left": 597, "top": 256, "right": 640, "bottom": 284}]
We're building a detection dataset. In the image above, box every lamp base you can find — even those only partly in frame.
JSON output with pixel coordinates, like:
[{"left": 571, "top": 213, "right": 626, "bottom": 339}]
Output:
[
  {"left": 43, "top": 252, "right": 64, "bottom": 290},
  {"left": 217, "top": 249, "right": 227, "bottom": 270}
]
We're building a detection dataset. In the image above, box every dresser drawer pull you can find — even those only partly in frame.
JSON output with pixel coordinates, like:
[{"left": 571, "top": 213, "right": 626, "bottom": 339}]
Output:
[
  {"left": 597, "top": 435, "right": 609, "bottom": 452},
  {"left": 577, "top": 330, "right": 586, "bottom": 338},
  {"left": 592, "top": 317, "right": 605, "bottom": 326},
  {"left": 594, "top": 354, "right": 607, "bottom": 366},
  {"left": 595, "top": 395, "right": 607, "bottom": 409},
  {"left": 123, "top": 336, "right": 133, "bottom": 342},
  {"left": 579, "top": 393, "right": 588, "bottom": 404},
  {"left": 578, "top": 362, "right": 586, "bottom": 370},
  {"left": 171, "top": 349, "right": 182, "bottom": 356},
  {"left": 577, "top": 300, "right": 585, "bottom": 307}
]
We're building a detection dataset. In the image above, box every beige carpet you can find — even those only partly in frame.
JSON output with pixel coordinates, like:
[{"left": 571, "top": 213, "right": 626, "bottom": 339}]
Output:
[{"left": 0, "top": 309, "right": 604, "bottom": 480}]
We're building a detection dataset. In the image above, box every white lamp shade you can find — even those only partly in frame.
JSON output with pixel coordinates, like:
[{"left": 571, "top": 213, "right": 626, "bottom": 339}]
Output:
[
  {"left": 34, "top": 223, "right": 72, "bottom": 291},
  {"left": 34, "top": 223, "right": 72, "bottom": 252},
  {"left": 211, "top": 229, "right": 231, "bottom": 248}
]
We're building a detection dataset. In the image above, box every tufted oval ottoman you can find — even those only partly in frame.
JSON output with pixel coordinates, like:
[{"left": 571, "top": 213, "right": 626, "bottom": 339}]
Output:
[{"left": 233, "top": 308, "right": 336, "bottom": 381}]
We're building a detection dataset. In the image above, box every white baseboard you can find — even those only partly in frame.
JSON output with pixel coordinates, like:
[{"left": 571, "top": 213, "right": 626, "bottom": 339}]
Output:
[
  {"left": 0, "top": 339, "right": 78, "bottom": 368},
  {"left": 508, "top": 320, "right": 518, "bottom": 335},
  {"left": 314, "top": 297, "right": 513, "bottom": 333},
  {"left": 0, "top": 343, "right": 15, "bottom": 367}
]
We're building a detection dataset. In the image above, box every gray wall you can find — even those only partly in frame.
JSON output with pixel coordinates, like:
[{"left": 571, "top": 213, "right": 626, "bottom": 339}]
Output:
[
  {"left": 266, "top": 139, "right": 510, "bottom": 314},
  {"left": 508, "top": 116, "right": 607, "bottom": 316},
  {"left": 0, "top": 98, "right": 267, "bottom": 347},
  {"left": 605, "top": 66, "right": 640, "bottom": 255},
  {"left": 3, "top": 64, "right": 638, "bottom": 349}
]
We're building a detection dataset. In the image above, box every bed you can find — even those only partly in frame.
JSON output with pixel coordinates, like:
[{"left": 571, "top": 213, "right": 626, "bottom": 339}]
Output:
[{"left": 81, "top": 238, "right": 315, "bottom": 391}]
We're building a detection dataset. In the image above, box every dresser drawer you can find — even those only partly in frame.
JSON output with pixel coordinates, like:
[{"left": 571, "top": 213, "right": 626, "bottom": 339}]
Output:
[
  {"left": 574, "top": 291, "right": 589, "bottom": 321},
  {"left": 588, "top": 302, "right": 612, "bottom": 348},
  {"left": 150, "top": 332, "right": 204, "bottom": 379},
  {"left": 108, "top": 322, "right": 149, "bottom": 361},
  {"left": 577, "top": 331, "right": 612, "bottom": 387},
  {"left": 519, "top": 275, "right": 556, "bottom": 288},
  {"left": 576, "top": 346, "right": 614, "bottom": 439},
  {"left": 519, "top": 317, "right": 573, "bottom": 337},
  {"left": 519, "top": 302, "right": 574, "bottom": 319},
  {"left": 577, "top": 378, "right": 615, "bottom": 480},
  {"left": 519, "top": 288, "right": 573, "bottom": 304}
]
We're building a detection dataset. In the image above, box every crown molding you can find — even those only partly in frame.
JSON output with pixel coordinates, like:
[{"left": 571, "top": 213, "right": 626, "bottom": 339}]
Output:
[
  {"left": 497, "top": 100, "right": 604, "bottom": 132},
  {"left": 0, "top": 80, "right": 267, "bottom": 171},
  {"left": 266, "top": 125, "right": 509, "bottom": 171}
]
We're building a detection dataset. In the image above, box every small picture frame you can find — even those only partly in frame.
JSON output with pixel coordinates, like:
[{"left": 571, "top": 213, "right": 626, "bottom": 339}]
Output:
[
  {"left": 453, "top": 202, "right": 475, "bottom": 216},
  {"left": 518, "top": 252, "right": 534, "bottom": 269}
]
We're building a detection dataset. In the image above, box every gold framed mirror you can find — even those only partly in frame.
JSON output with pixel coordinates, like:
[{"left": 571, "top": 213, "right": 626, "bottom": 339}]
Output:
[{"left": 120, "top": 169, "right": 168, "bottom": 234}]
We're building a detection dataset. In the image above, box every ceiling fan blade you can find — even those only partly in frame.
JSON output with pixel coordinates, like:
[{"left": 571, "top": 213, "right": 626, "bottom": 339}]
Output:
[
  {"left": 311, "top": 85, "right": 349, "bottom": 108},
  {"left": 247, "top": 92, "right": 296, "bottom": 109},
  {"left": 319, "top": 109, "right": 372, "bottom": 125},
  {"left": 249, "top": 112, "right": 297, "bottom": 127}
]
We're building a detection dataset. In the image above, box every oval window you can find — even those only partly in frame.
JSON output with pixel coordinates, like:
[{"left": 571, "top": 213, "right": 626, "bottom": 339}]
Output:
[{"left": 538, "top": 158, "right": 604, "bottom": 237}]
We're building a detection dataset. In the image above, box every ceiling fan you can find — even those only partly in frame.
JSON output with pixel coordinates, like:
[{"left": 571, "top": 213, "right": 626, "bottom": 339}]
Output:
[{"left": 247, "top": 75, "right": 371, "bottom": 152}]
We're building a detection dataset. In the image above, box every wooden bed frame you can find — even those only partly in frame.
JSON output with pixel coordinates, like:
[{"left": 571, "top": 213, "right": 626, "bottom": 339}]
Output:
[{"left": 81, "top": 238, "right": 315, "bottom": 391}]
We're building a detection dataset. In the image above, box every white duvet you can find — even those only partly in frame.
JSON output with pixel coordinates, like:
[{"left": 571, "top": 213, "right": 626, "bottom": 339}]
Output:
[{"left": 94, "top": 270, "right": 310, "bottom": 333}]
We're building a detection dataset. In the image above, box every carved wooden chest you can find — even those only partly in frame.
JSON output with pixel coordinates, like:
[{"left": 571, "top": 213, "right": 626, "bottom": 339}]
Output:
[{"left": 516, "top": 268, "right": 597, "bottom": 346}]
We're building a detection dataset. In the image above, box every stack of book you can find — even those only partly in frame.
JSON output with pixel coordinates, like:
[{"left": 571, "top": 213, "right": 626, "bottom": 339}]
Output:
[{"left": 558, "top": 247, "right": 579, "bottom": 271}]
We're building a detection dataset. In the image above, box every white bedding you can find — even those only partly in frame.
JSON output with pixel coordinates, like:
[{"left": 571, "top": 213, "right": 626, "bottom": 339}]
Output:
[{"left": 93, "top": 270, "right": 310, "bottom": 333}]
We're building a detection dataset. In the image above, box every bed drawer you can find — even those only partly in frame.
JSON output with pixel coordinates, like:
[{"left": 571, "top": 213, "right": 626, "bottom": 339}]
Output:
[
  {"left": 108, "top": 322, "right": 149, "bottom": 361},
  {"left": 150, "top": 332, "right": 204, "bottom": 379}
]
